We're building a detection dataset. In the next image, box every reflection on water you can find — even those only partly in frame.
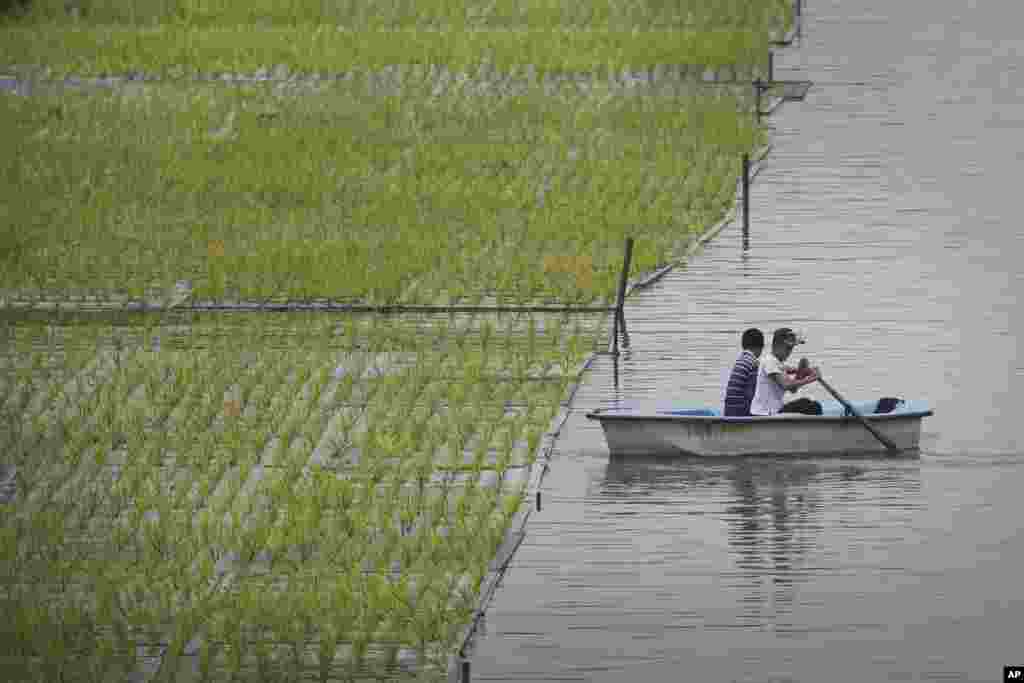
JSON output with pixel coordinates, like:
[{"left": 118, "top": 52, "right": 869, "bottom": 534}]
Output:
[{"left": 600, "top": 453, "right": 922, "bottom": 632}]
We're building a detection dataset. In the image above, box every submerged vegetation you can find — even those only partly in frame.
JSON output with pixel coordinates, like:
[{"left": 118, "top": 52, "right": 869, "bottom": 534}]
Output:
[
  {"left": 0, "top": 313, "right": 603, "bottom": 680},
  {"left": 0, "top": 0, "right": 790, "bottom": 679}
]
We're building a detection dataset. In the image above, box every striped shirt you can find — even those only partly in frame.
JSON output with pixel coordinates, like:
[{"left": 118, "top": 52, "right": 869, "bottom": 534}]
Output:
[{"left": 723, "top": 350, "right": 759, "bottom": 417}]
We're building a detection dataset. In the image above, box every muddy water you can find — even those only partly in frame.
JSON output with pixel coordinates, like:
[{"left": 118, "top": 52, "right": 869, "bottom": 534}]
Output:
[{"left": 468, "top": 1, "right": 1024, "bottom": 681}]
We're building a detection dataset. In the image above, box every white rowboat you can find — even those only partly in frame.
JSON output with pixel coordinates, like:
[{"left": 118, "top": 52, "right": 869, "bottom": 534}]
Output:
[{"left": 586, "top": 399, "right": 933, "bottom": 457}]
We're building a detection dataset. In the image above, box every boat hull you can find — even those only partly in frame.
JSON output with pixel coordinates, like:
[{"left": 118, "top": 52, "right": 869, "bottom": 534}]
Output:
[{"left": 586, "top": 400, "right": 933, "bottom": 457}]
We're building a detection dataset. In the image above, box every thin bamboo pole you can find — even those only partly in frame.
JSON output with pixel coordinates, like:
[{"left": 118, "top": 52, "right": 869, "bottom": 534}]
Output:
[
  {"left": 742, "top": 154, "right": 751, "bottom": 250},
  {"left": 609, "top": 238, "right": 634, "bottom": 356}
]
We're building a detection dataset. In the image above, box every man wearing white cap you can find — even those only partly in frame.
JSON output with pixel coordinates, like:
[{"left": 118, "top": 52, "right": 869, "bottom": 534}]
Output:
[{"left": 750, "top": 328, "right": 822, "bottom": 416}]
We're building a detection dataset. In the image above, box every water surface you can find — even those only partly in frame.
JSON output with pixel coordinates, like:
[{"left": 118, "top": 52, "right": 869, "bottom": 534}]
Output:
[{"left": 469, "top": 1, "right": 1024, "bottom": 681}]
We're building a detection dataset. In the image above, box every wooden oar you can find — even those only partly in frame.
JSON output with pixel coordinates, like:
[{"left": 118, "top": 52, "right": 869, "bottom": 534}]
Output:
[{"left": 815, "top": 375, "right": 900, "bottom": 453}]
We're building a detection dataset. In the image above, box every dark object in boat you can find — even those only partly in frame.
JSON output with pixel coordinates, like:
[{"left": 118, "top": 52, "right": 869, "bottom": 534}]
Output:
[{"left": 875, "top": 397, "right": 905, "bottom": 414}]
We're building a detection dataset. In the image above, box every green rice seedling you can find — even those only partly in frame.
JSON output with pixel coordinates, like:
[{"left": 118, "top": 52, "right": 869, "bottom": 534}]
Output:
[
  {"left": 313, "top": 621, "right": 340, "bottom": 683},
  {"left": 494, "top": 432, "right": 515, "bottom": 474},
  {"left": 501, "top": 488, "right": 524, "bottom": 524},
  {"left": 196, "top": 629, "right": 217, "bottom": 681},
  {"left": 524, "top": 424, "right": 544, "bottom": 461},
  {"left": 453, "top": 486, "right": 477, "bottom": 533},
  {"left": 225, "top": 624, "right": 245, "bottom": 680},
  {"left": 447, "top": 376, "right": 470, "bottom": 408}
]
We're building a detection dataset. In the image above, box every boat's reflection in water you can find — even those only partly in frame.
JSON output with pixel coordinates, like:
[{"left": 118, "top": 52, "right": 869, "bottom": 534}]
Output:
[{"left": 598, "top": 452, "right": 923, "bottom": 629}]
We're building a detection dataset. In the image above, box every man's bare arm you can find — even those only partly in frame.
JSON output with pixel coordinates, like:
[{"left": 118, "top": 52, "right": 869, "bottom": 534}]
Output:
[{"left": 772, "top": 370, "right": 818, "bottom": 391}]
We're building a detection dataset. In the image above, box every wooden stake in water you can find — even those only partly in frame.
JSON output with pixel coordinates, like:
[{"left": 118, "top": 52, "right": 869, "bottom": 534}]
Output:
[
  {"left": 754, "top": 79, "right": 763, "bottom": 122},
  {"left": 610, "top": 238, "right": 634, "bottom": 356},
  {"left": 742, "top": 154, "right": 751, "bottom": 250},
  {"left": 612, "top": 351, "right": 620, "bottom": 392}
]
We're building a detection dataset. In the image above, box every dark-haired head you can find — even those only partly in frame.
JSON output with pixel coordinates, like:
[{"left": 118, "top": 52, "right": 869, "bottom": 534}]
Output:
[{"left": 741, "top": 328, "right": 764, "bottom": 352}]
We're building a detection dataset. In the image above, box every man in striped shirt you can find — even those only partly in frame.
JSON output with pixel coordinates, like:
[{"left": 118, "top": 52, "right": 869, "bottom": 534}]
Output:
[{"left": 723, "top": 328, "right": 764, "bottom": 416}]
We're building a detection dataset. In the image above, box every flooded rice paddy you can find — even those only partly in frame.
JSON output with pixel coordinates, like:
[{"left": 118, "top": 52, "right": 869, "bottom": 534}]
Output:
[{"left": 467, "top": 0, "right": 1024, "bottom": 681}]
